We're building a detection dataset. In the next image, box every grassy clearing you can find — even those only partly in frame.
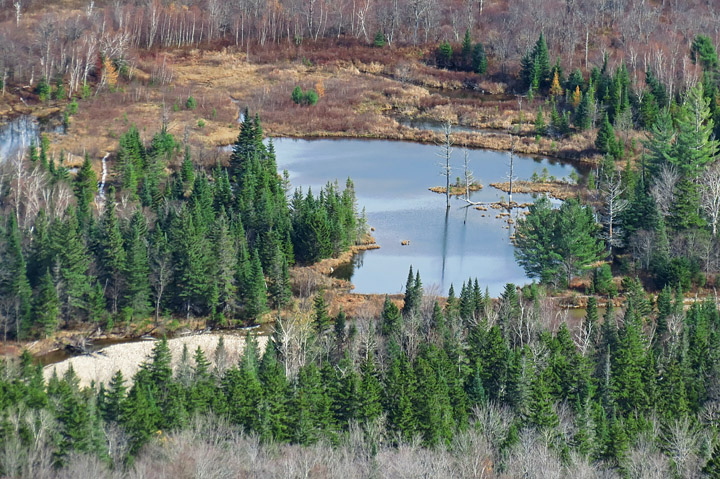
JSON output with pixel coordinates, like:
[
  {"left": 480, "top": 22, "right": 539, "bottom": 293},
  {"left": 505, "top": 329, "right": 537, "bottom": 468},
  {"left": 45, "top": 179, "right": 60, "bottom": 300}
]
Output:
[{"left": 28, "top": 46, "right": 603, "bottom": 178}]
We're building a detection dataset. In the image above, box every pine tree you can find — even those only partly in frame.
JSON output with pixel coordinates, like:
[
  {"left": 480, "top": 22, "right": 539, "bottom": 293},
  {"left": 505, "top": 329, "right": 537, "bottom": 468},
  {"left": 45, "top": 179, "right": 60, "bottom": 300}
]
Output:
[
  {"left": 529, "top": 371, "right": 559, "bottom": 431},
  {"left": 532, "top": 33, "right": 551, "bottom": 91},
  {"left": 691, "top": 34, "right": 719, "bottom": 71},
  {"left": 173, "top": 206, "right": 210, "bottom": 317},
  {"left": 638, "top": 90, "right": 659, "bottom": 128},
  {"left": 402, "top": 266, "right": 417, "bottom": 315},
  {"left": 437, "top": 41, "right": 453, "bottom": 69},
  {"left": 373, "top": 31, "right": 385, "bottom": 48},
  {"left": 357, "top": 356, "right": 383, "bottom": 424},
  {"left": 258, "top": 343, "right": 289, "bottom": 441},
  {"left": 210, "top": 211, "right": 237, "bottom": 319},
  {"left": 668, "top": 83, "right": 718, "bottom": 229}
]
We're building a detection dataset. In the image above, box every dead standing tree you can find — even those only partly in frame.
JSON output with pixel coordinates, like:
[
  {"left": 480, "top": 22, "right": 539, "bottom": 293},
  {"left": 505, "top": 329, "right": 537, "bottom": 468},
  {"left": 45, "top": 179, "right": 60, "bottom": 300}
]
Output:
[{"left": 437, "top": 120, "right": 452, "bottom": 209}]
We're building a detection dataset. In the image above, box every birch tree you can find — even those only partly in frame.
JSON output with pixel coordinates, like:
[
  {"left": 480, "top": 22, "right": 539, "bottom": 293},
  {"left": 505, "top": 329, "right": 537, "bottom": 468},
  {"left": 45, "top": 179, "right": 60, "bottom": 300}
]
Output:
[{"left": 701, "top": 162, "right": 720, "bottom": 236}]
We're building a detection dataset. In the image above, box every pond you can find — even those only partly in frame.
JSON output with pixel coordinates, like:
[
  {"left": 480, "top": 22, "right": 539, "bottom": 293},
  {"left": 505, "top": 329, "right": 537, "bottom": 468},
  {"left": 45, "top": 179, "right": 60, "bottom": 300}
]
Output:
[{"left": 271, "top": 138, "right": 586, "bottom": 296}]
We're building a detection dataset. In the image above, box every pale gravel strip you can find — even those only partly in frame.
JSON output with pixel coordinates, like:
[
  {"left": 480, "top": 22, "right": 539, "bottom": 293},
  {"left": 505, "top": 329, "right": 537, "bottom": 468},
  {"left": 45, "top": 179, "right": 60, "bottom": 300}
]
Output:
[{"left": 43, "top": 334, "right": 268, "bottom": 388}]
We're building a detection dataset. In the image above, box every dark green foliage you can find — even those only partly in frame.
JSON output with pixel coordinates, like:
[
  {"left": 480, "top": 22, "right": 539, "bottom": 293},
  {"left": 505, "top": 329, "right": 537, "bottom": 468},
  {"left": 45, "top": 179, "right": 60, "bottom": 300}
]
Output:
[
  {"left": 32, "top": 269, "right": 59, "bottom": 337},
  {"left": 73, "top": 154, "right": 97, "bottom": 225},
  {"left": 290, "top": 86, "right": 319, "bottom": 106},
  {"left": 373, "top": 31, "right": 385, "bottom": 48},
  {"left": 595, "top": 113, "right": 619, "bottom": 157},
  {"left": 534, "top": 106, "right": 546, "bottom": 135},
  {"left": 437, "top": 41, "right": 453, "bottom": 69},
  {"left": 515, "top": 197, "right": 604, "bottom": 286},
  {"left": 35, "top": 77, "right": 50, "bottom": 101},
  {"left": 691, "top": 34, "right": 719, "bottom": 71},
  {"left": 574, "top": 86, "right": 594, "bottom": 130},
  {"left": 313, "top": 293, "right": 331, "bottom": 334},
  {"left": 381, "top": 295, "right": 401, "bottom": 336},
  {"left": 472, "top": 42, "right": 488, "bottom": 74},
  {"left": 520, "top": 33, "right": 551, "bottom": 92},
  {"left": 52, "top": 208, "right": 92, "bottom": 322}
]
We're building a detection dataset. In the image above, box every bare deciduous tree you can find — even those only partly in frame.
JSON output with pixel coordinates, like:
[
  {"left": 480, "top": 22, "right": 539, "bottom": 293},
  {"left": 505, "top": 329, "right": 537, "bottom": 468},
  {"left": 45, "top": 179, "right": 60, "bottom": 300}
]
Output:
[
  {"left": 652, "top": 164, "right": 680, "bottom": 219},
  {"left": 701, "top": 162, "right": 720, "bottom": 236}
]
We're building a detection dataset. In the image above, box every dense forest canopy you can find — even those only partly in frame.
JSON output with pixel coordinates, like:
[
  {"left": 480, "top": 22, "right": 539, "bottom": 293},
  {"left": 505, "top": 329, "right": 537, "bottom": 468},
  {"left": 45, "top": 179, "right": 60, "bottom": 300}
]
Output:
[
  {"left": 3, "top": 275, "right": 720, "bottom": 477},
  {"left": 0, "top": 112, "right": 366, "bottom": 340}
]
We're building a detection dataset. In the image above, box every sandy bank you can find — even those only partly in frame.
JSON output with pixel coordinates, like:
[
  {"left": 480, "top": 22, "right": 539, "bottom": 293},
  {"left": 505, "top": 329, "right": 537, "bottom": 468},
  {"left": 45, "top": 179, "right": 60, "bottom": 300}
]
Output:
[{"left": 43, "top": 333, "right": 269, "bottom": 387}]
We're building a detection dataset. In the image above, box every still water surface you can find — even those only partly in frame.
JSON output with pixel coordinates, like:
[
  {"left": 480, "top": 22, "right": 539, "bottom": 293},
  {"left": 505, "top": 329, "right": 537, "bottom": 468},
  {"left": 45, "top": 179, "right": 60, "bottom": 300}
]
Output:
[{"left": 272, "top": 138, "right": 585, "bottom": 296}]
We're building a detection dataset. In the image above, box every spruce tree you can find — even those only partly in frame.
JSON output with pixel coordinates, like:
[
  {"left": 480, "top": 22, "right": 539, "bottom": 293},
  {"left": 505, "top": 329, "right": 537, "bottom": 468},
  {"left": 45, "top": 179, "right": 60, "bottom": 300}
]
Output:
[
  {"left": 595, "top": 113, "right": 618, "bottom": 156},
  {"left": 103, "top": 370, "right": 127, "bottom": 423},
  {"left": 52, "top": 208, "right": 92, "bottom": 323},
  {"left": 33, "top": 269, "right": 59, "bottom": 338},
  {"left": 381, "top": 295, "right": 401, "bottom": 336},
  {"left": 124, "top": 210, "right": 151, "bottom": 318},
  {"left": 472, "top": 42, "right": 488, "bottom": 74},
  {"left": 73, "top": 153, "right": 97, "bottom": 226},
  {"left": 313, "top": 293, "right": 331, "bottom": 334},
  {"left": 97, "top": 187, "right": 126, "bottom": 314}
]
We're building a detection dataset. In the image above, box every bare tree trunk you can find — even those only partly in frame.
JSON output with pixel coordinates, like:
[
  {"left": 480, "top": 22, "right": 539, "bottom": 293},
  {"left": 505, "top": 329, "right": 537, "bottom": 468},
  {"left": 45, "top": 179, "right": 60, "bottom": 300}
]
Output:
[{"left": 438, "top": 121, "right": 453, "bottom": 209}]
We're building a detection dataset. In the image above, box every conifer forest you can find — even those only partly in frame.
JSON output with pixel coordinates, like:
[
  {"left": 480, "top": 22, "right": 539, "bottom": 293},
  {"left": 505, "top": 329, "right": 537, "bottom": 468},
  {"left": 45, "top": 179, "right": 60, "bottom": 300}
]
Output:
[{"left": 4, "top": 0, "right": 720, "bottom": 477}]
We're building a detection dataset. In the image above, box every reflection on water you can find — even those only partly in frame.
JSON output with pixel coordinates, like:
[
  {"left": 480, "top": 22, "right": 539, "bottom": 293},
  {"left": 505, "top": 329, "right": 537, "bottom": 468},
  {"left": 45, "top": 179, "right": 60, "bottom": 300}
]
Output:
[{"left": 272, "top": 138, "right": 586, "bottom": 296}]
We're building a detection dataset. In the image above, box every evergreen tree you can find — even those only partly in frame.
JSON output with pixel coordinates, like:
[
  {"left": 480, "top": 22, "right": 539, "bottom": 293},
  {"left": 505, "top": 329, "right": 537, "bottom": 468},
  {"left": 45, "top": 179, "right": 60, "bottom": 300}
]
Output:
[
  {"left": 574, "top": 85, "right": 594, "bottom": 131},
  {"left": 668, "top": 83, "right": 718, "bottom": 229},
  {"left": 124, "top": 210, "right": 151, "bottom": 318},
  {"left": 244, "top": 249, "right": 267, "bottom": 321},
  {"left": 461, "top": 29, "right": 473, "bottom": 70},
  {"left": 535, "top": 106, "right": 546, "bottom": 136},
  {"left": 73, "top": 153, "right": 97, "bottom": 225},
  {"left": 1, "top": 216, "right": 31, "bottom": 339},
  {"left": 33, "top": 269, "right": 59, "bottom": 337},
  {"left": 381, "top": 295, "right": 401, "bottom": 336},
  {"left": 373, "top": 31, "right": 385, "bottom": 48},
  {"left": 52, "top": 208, "right": 92, "bottom": 322},
  {"left": 472, "top": 42, "right": 488, "bottom": 74},
  {"left": 595, "top": 113, "right": 618, "bottom": 157},
  {"left": 313, "top": 292, "right": 331, "bottom": 334},
  {"left": 691, "top": 34, "right": 719, "bottom": 71},
  {"left": 97, "top": 187, "right": 126, "bottom": 314},
  {"left": 103, "top": 370, "right": 127, "bottom": 423}
]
